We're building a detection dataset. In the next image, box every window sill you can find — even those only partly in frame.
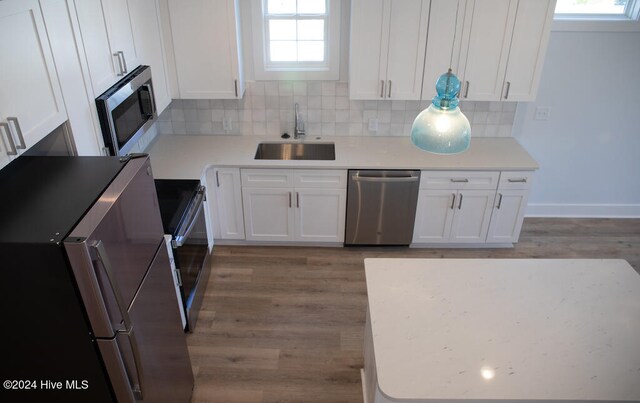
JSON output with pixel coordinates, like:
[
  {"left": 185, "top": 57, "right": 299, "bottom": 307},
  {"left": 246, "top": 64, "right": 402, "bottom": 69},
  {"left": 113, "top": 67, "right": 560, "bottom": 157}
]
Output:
[{"left": 553, "top": 18, "right": 640, "bottom": 32}]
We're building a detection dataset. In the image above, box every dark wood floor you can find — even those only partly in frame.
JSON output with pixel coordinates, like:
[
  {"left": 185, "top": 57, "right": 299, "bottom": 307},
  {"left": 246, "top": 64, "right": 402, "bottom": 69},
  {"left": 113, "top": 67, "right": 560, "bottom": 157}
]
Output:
[{"left": 187, "top": 218, "right": 640, "bottom": 402}]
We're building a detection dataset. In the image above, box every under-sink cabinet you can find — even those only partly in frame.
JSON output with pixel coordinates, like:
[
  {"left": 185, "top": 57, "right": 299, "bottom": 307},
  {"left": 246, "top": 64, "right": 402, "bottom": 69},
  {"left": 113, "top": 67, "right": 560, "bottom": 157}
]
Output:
[
  {"left": 206, "top": 167, "right": 245, "bottom": 240},
  {"left": 241, "top": 169, "right": 347, "bottom": 243}
]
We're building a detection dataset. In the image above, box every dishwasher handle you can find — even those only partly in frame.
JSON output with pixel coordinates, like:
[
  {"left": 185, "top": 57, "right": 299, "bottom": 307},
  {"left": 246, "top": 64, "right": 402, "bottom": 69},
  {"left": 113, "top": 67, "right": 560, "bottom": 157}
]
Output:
[{"left": 351, "top": 175, "right": 419, "bottom": 183}]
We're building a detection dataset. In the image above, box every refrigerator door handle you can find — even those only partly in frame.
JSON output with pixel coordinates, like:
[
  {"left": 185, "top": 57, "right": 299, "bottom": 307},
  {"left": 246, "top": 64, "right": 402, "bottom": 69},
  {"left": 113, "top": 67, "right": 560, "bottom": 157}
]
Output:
[{"left": 93, "top": 240, "right": 145, "bottom": 399}]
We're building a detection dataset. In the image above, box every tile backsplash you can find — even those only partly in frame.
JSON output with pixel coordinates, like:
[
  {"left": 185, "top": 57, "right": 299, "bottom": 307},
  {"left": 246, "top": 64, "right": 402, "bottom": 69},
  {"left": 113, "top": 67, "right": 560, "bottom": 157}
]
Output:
[{"left": 156, "top": 81, "right": 516, "bottom": 138}]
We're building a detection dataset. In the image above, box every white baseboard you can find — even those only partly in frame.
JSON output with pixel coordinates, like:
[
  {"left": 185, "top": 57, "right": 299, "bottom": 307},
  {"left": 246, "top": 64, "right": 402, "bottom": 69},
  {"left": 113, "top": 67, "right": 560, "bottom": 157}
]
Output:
[{"left": 526, "top": 203, "right": 640, "bottom": 218}]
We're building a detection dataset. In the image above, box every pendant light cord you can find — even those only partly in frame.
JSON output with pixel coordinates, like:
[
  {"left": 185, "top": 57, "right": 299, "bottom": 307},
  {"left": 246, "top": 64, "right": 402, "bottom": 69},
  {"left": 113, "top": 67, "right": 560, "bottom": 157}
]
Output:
[{"left": 449, "top": 0, "right": 460, "bottom": 70}]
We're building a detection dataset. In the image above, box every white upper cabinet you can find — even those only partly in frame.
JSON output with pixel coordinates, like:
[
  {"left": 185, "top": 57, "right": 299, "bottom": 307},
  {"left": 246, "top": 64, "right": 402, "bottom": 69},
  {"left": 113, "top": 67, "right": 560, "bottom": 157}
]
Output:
[
  {"left": 128, "top": 0, "right": 172, "bottom": 113},
  {"left": 0, "top": 0, "right": 67, "bottom": 165},
  {"left": 167, "top": 0, "right": 245, "bottom": 99},
  {"left": 350, "top": 0, "right": 430, "bottom": 100},
  {"left": 75, "top": 0, "right": 141, "bottom": 96},
  {"left": 457, "top": 0, "right": 556, "bottom": 102}
]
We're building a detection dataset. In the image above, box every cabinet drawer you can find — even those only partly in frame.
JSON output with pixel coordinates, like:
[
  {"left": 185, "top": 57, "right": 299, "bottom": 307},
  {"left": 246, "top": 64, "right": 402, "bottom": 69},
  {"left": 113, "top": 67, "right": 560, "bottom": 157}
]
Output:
[
  {"left": 294, "top": 170, "right": 347, "bottom": 189},
  {"left": 420, "top": 171, "right": 499, "bottom": 190},
  {"left": 498, "top": 171, "right": 533, "bottom": 190},
  {"left": 241, "top": 169, "right": 293, "bottom": 188}
]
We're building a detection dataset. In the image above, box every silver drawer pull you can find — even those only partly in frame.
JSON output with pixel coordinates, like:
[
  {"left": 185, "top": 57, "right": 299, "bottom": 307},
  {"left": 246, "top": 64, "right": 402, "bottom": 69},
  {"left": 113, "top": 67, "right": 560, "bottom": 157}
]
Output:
[
  {"left": 0, "top": 122, "right": 17, "bottom": 156},
  {"left": 450, "top": 178, "right": 469, "bottom": 183},
  {"left": 450, "top": 193, "right": 456, "bottom": 210},
  {"left": 496, "top": 193, "right": 503, "bottom": 209},
  {"left": 507, "top": 178, "right": 527, "bottom": 183},
  {"left": 7, "top": 117, "right": 26, "bottom": 149}
]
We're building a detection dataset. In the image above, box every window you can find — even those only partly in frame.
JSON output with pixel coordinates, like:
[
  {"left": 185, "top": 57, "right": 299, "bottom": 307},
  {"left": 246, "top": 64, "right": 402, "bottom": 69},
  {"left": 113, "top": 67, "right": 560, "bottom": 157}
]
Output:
[
  {"left": 251, "top": 0, "right": 341, "bottom": 80},
  {"left": 553, "top": 0, "right": 640, "bottom": 31}
]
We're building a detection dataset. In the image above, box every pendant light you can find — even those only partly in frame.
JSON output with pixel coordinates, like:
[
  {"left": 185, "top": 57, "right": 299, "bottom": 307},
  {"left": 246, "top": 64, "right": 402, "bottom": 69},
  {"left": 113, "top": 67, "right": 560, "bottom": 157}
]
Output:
[{"left": 411, "top": 2, "right": 471, "bottom": 154}]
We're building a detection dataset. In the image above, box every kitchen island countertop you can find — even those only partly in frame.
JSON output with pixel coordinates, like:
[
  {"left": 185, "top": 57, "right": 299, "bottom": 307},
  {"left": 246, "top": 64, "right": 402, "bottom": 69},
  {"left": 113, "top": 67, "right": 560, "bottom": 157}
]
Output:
[
  {"left": 147, "top": 135, "right": 539, "bottom": 179},
  {"left": 363, "top": 258, "right": 640, "bottom": 402}
]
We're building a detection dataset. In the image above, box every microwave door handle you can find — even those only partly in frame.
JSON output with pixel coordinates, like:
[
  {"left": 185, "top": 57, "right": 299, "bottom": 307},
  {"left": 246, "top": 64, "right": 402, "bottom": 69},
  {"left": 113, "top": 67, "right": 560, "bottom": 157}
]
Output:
[
  {"left": 92, "top": 241, "right": 145, "bottom": 398},
  {"left": 141, "top": 84, "right": 156, "bottom": 118},
  {"left": 173, "top": 186, "right": 206, "bottom": 247}
]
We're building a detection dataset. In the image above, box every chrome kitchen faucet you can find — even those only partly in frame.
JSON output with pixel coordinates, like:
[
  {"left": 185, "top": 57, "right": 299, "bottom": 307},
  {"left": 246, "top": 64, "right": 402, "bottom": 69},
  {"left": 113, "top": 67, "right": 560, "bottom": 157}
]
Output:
[{"left": 294, "top": 103, "right": 305, "bottom": 139}]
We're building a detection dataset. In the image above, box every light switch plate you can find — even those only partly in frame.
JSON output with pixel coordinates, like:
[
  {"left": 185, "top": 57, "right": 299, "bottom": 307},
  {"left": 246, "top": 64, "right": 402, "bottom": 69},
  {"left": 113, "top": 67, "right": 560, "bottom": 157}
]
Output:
[
  {"left": 223, "top": 118, "right": 232, "bottom": 131},
  {"left": 534, "top": 106, "right": 550, "bottom": 121},
  {"left": 368, "top": 118, "right": 378, "bottom": 132}
]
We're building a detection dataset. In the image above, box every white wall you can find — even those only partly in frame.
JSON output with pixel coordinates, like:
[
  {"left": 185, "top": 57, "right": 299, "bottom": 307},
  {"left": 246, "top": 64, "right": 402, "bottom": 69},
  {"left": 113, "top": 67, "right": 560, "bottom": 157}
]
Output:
[{"left": 513, "top": 30, "right": 640, "bottom": 217}]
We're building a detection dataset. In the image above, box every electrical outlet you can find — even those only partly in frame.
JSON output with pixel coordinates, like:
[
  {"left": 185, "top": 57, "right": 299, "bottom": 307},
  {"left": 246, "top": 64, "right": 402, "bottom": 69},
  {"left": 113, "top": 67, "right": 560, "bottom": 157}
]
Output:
[
  {"left": 223, "top": 118, "right": 232, "bottom": 131},
  {"left": 534, "top": 106, "right": 550, "bottom": 121},
  {"left": 368, "top": 118, "right": 378, "bottom": 132}
]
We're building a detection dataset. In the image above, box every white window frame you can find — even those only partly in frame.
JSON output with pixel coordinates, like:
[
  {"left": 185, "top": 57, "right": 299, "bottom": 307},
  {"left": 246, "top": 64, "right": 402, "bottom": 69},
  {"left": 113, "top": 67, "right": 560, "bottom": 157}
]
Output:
[
  {"left": 553, "top": 0, "right": 640, "bottom": 31},
  {"left": 251, "top": 0, "right": 341, "bottom": 80}
]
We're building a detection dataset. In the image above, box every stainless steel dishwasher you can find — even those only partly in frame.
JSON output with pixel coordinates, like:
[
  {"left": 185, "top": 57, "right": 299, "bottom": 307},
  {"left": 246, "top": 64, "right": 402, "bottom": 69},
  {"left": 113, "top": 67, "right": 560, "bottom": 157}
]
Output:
[{"left": 345, "top": 170, "right": 420, "bottom": 245}]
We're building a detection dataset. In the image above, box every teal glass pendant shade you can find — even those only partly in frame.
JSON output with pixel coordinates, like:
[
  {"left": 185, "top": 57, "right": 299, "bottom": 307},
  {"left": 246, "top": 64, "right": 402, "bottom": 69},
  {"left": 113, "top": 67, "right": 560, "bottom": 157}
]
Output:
[{"left": 411, "top": 69, "right": 471, "bottom": 154}]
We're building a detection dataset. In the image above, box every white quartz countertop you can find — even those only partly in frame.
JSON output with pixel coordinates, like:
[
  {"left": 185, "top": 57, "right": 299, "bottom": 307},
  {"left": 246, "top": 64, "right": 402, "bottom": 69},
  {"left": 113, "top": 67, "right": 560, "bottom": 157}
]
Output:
[
  {"left": 146, "top": 135, "right": 538, "bottom": 179},
  {"left": 364, "top": 258, "right": 640, "bottom": 402}
]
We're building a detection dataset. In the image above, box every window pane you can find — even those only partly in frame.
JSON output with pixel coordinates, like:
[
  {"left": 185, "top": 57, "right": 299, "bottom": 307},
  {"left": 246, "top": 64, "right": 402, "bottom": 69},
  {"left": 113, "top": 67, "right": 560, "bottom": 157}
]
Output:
[
  {"left": 555, "top": 0, "right": 628, "bottom": 14},
  {"left": 270, "top": 41, "right": 297, "bottom": 61},
  {"left": 269, "top": 20, "right": 297, "bottom": 40},
  {"left": 267, "top": 0, "right": 296, "bottom": 14},
  {"left": 298, "top": 0, "right": 326, "bottom": 14},
  {"left": 297, "top": 20, "right": 324, "bottom": 40},
  {"left": 298, "top": 41, "right": 324, "bottom": 61}
]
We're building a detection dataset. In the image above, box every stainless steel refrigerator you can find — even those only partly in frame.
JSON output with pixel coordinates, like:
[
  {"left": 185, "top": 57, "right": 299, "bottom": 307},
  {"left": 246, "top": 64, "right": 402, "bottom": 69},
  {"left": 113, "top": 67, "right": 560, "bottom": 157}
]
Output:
[{"left": 0, "top": 155, "right": 193, "bottom": 402}]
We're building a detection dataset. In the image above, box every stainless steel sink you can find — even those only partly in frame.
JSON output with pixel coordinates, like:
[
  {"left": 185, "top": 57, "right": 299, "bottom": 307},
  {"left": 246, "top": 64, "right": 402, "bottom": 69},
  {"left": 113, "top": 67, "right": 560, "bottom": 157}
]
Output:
[{"left": 254, "top": 142, "right": 335, "bottom": 160}]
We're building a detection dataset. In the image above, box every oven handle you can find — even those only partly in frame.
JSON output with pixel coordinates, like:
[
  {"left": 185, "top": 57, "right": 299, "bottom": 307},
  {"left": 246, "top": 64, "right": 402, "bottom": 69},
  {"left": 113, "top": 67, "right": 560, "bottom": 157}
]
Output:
[{"left": 173, "top": 185, "right": 206, "bottom": 248}]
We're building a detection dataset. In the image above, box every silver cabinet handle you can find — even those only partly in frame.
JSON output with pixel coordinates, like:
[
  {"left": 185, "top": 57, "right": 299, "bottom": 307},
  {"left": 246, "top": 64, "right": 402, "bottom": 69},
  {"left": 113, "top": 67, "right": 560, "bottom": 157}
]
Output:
[
  {"left": 388, "top": 80, "right": 392, "bottom": 98},
  {"left": 234, "top": 79, "right": 238, "bottom": 97},
  {"left": 504, "top": 81, "right": 511, "bottom": 100},
  {"left": 464, "top": 81, "right": 470, "bottom": 98},
  {"left": 450, "top": 178, "right": 469, "bottom": 183},
  {"left": 450, "top": 193, "right": 456, "bottom": 210},
  {"left": 507, "top": 178, "right": 527, "bottom": 183},
  {"left": 458, "top": 193, "right": 463, "bottom": 209},
  {"left": 296, "top": 192, "right": 299, "bottom": 208},
  {"left": 351, "top": 175, "right": 419, "bottom": 183},
  {"left": 380, "top": 80, "right": 385, "bottom": 98},
  {"left": 7, "top": 117, "right": 26, "bottom": 149},
  {"left": 288, "top": 192, "right": 292, "bottom": 208},
  {"left": 215, "top": 170, "right": 220, "bottom": 187},
  {"left": 496, "top": 193, "right": 503, "bottom": 209},
  {"left": 93, "top": 240, "right": 144, "bottom": 399},
  {"left": 0, "top": 122, "right": 17, "bottom": 156},
  {"left": 114, "top": 52, "right": 125, "bottom": 76},
  {"left": 119, "top": 51, "right": 128, "bottom": 74}
]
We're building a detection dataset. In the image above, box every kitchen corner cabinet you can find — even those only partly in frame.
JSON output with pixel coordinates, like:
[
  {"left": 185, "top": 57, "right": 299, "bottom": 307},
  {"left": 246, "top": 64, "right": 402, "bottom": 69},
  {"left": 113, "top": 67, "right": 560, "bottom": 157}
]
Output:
[
  {"left": 349, "top": 0, "right": 430, "bottom": 100},
  {"left": 457, "top": 0, "right": 555, "bottom": 102},
  {"left": 0, "top": 0, "right": 67, "bottom": 169},
  {"left": 241, "top": 169, "right": 347, "bottom": 243},
  {"left": 167, "top": 0, "right": 245, "bottom": 99},
  {"left": 206, "top": 167, "right": 245, "bottom": 240},
  {"left": 486, "top": 171, "right": 532, "bottom": 243},
  {"left": 413, "top": 172, "right": 498, "bottom": 244},
  {"left": 74, "top": 0, "right": 141, "bottom": 96}
]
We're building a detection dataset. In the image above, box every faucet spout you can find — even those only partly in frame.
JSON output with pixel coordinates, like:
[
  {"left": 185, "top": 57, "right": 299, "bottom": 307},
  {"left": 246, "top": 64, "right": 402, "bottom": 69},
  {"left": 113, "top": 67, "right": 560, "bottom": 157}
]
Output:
[{"left": 294, "top": 103, "right": 305, "bottom": 139}]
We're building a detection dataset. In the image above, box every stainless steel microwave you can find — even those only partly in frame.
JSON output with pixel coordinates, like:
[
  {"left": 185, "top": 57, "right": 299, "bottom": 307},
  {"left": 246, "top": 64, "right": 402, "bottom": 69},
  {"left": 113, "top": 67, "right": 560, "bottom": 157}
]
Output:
[{"left": 96, "top": 65, "right": 156, "bottom": 156}]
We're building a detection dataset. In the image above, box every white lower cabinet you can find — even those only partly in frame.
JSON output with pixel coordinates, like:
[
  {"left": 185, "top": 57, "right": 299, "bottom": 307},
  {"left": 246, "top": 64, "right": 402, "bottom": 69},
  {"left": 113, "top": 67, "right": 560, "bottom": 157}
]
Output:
[
  {"left": 241, "top": 169, "right": 347, "bottom": 243},
  {"left": 413, "top": 171, "right": 498, "bottom": 244},
  {"left": 206, "top": 167, "right": 245, "bottom": 240},
  {"left": 486, "top": 171, "right": 533, "bottom": 243}
]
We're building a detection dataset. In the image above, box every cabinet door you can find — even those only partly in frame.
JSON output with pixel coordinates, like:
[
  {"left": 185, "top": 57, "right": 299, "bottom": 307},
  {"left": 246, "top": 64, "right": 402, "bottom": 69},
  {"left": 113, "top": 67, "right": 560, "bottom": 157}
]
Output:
[
  {"left": 486, "top": 189, "right": 529, "bottom": 243},
  {"left": 421, "top": 0, "right": 466, "bottom": 100},
  {"left": 168, "top": 0, "right": 243, "bottom": 99},
  {"left": 243, "top": 188, "right": 294, "bottom": 241},
  {"left": 449, "top": 190, "right": 495, "bottom": 243},
  {"left": 349, "top": 0, "right": 387, "bottom": 100},
  {"left": 128, "top": 0, "right": 172, "bottom": 113},
  {"left": 104, "top": 0, "right": 140, "bottom": 73},
  {"left": 412, "top": 190, "right": 456, "bottom": 244},
  {"left": 502, "top": 0, "right": 555, "bottom": 101},
  {"left": 385, "top": 0, "right": 430, "bottom": 100},
  {"left": 208, "top": 168, "right": 245, "bottom": 240},
  {"left": 0, "top": 0, "right": 67, "bottom": 151},
  {"left": 458, "top": 0, "right": 517, "bottom": 101},
  {"left": 295, "top": 188, "right": 346, "bottom": 243}
]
